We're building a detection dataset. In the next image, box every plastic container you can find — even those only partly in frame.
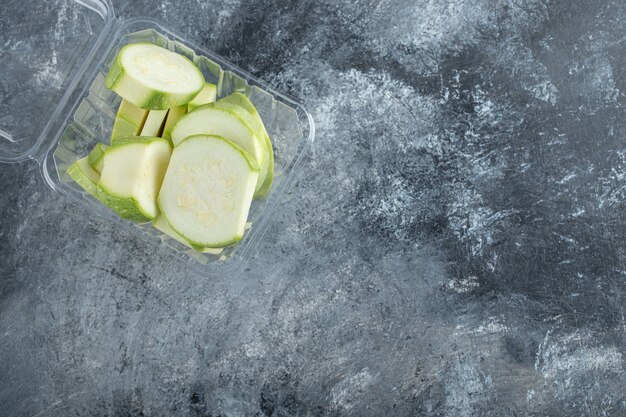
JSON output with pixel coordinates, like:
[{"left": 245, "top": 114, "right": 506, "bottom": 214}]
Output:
[{"left": 0, "top": 0, "right": 314, "bottom": 276}]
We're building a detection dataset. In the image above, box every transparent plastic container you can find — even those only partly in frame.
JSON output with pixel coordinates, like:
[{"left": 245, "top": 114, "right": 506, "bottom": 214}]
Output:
[{"left": 0, "top": 0, "right": 314, "bottom": 276}]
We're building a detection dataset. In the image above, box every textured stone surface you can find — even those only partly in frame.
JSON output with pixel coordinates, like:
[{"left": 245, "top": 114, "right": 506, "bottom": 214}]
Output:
[{"left": 1, "top": 0, "right": 626, "bottom": 415}]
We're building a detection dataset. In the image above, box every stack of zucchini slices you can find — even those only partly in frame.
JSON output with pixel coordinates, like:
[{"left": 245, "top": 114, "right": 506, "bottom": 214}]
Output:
[{"left": 68, "top": 42, "right": 274, "bottom": 252}]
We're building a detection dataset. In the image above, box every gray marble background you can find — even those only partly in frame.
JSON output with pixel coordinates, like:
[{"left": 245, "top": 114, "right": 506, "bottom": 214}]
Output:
[{"left": 2, "top": 0, "right": 626, "bottom": 415}]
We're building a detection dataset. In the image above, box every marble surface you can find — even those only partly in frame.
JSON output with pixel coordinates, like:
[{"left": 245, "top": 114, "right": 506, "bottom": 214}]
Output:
[{"left": 1, "top": 0, "right": 626, "bottom": 415}]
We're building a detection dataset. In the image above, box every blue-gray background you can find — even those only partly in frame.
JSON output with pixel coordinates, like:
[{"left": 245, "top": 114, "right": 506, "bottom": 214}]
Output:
[{"left": 1, "top": 0, "right": 626, "bottom": 415}]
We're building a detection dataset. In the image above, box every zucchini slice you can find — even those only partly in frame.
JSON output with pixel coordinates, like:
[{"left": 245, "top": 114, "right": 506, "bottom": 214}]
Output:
[
  {"left": 140, "top": 109, "right": 169, "bottom": 137},
  {"left": 68, "top": 157, "right": 101, "bottom": 199},
  {"left": 87, "top": 143, "right": 108, "bottom": 174},
  {"left": 158, "top": 134, "right": 259, "bottom": 247},
  {"left": 170, "top": 102, "right": 269, "bottom": 196},
  {"left": 219, "top": 92, "right": 274, "bottom": 198},
  {"left": 110, "top": 99, "right": 148, "bottom": 144},
  {"left": 161, "top": 105, "right": 187, "bottom": 141},
  {"left": 105, "top": 43, "right": 204, "bottom": 110},
  {"left": 187, "top": 83, "right": 217, "bottom": 112},
  {"left": 98, "top": 137, "right": 172, "bottom": 222}
]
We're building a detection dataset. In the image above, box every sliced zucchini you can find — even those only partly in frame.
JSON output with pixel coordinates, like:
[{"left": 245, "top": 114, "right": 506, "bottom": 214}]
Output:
[
  {"left": 219, "top": 93, "right": 274, "bottom": 198},
  {"left": 170, "top": 102, "right": 269, "bottom": 196},
  {"left": 140, "top": 109, "right": 169, "bottom": 137},
  {"left": 68, "top": 157, "right": 101, "bottom": 199},
  {"left": 87, "top": 143, "right": 108, "bottom": 174},
  {"left": 187, "top": 83, "right": 217, "bottom": 112},
  {"left": 158, "top": 134, "right": 259, "bottom": 248},
  {"left": 98, "top": 136, "right": 172, "bottom": 222},
  {"left": 105, "top": 43, "right": 204, "bottom": 110},
  {"left": 161, "top": 105, "right": 187, "bottom": 141},
  {"left": 153, "top": 215, "right": 223, "bottom": 255},
  {"left": 110, "top": 99, "right": 148, "bottom": 144}
]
